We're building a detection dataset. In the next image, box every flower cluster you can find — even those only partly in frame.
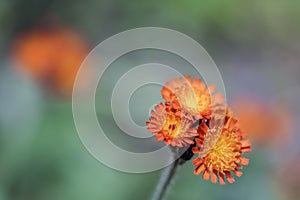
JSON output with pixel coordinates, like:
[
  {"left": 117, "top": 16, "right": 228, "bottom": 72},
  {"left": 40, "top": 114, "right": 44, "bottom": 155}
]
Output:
[{"left": 146, "top": 76, "right": 251, "bottom": 184}]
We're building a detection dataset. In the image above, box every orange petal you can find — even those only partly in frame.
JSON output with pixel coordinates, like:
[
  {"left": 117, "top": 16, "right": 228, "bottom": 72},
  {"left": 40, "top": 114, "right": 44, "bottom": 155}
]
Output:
[
  {"left": 211, "top": 170, "right": 218, "bottom": 184},
  {"left": 219, "top": 172, "right": 226, "bottom": 185},
  {"left": 208, "top": 84, "right": 216, "bottom": 93},
  {"left": 192, "top": 147, "right": 201, "bottom": 154},
  {"left": 156, "top": 135, "right": 164, "bottom": 141},
  {"left": 241, "top": 140, "right": 251, "bottom": 147},
  {"left": 192, "top": 157, "right": 203, "bottom": 166},
  {"left": 202, "top": 169, "right": 210, "bottom": 180},
  {"left": 233, "top": 169, "right": 243, "bottom": 177},
  {"left": 198, "top": 122, "right": 209, "bottom": 135},
  {"left": 239, "top": 157, "right": 249, "bottom": 165},
  {"left": 192, "top": 77, "right": 202, "bottom": 88},
  {"left": 194, "top": 163, "right": 206, "bottom": 175},
  {"left": 241, "top": 146, "right": 252, "bottom": 153},
  {"left": 225, "top": 171, "right": 235, "bottom": 183},
  {"left": 236, "top": 164, "right": 243, "bottom": 169},
  {"left": 184, "top": 76, "right": 191, "bottom": 83},
  {"left": 183, "top": 138, "right": 194, "bottom": 144},
  {"left": 161, "top": 88, "right": 171, "bottom": 97},
  {"left": 195, "top": 138, "right": 203, "bottom": 145},
  {"left": 228, "top": 117, "right": 238, "bottom": 130}
]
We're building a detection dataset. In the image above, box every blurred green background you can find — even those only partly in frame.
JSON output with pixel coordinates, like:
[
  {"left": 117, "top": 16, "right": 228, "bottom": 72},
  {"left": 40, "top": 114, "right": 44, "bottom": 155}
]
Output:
[{"left": 0, "top": 0, "right": 300, "bottom": 200}]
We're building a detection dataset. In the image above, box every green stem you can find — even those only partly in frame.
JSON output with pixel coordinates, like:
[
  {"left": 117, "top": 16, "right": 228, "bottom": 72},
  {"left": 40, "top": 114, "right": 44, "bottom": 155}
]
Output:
[{"left": 151, "top": 158, "right": 183, "bottom": 200}]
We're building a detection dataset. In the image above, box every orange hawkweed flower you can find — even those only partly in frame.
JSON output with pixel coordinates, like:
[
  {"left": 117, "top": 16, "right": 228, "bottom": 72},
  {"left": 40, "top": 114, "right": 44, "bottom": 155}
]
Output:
[
  {"left": 192, "top": 112, "right": 251, "bottom": 184},
  {"left": 146, "top": 102, "right": 198, "bottom": 147},
  {"left": 11, "top": 24, "right": 89, "bottom": 96},
  {"left": 161, "top": 76, "right": 224, "bottom": 120}
]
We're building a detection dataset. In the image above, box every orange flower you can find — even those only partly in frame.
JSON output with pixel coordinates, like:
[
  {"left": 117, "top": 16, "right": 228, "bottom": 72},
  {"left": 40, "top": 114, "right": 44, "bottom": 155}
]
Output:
[
  {"left": 232, "top": 97, "right": 293, "bottom": 147},
  {"left": 192, "top": 112, "right": 251, "bottom": 184},
  {"left": 161, "top": 76, "right": 224, "bottom": 120},
  {"left": 146, "top": 102, "right": 198, "bottom": 147},
  {"left": 11, "top": 24, "right": 89, "bottom": 96}
]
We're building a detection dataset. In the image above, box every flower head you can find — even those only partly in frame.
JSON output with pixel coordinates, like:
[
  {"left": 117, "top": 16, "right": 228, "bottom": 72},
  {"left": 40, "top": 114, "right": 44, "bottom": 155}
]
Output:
[
  {"left": 161, "top": 76, "right": 224, "bottom": 120},
  {"left": 146, "top": 102, "right": 198, "bottom": 147},
  {"left": 192, "top": 112, "right": 251, "bottom": 184}
]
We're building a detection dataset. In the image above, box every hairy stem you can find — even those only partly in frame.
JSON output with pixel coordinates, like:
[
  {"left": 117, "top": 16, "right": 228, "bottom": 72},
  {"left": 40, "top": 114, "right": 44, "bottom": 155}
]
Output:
[{"left": 151, "top": 157, "right": 184, "bottom": 200}]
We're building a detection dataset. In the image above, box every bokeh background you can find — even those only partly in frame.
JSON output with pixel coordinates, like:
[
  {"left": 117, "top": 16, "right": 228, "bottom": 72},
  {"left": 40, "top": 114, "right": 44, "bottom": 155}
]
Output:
[{"left": 0, "top": 0, "right": 300, "bottom": 200}]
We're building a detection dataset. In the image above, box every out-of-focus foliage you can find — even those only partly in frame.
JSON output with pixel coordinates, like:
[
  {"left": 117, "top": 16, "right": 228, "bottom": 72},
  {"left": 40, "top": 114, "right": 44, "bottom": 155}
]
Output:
[{"left": 0, "top": 1, "right": 299, "bottom": 200}]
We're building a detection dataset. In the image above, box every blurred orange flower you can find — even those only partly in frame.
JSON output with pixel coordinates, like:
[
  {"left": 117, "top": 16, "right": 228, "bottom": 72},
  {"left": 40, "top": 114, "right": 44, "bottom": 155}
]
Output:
[
  {"left": 192, "top": 112, "right": 251, "bottom": 184},
  {"left": 11, "top": 24, "right": 89, "bottom": 96},
  {"left": 231, "top": 97, "right": 293, "bottom": 147}
]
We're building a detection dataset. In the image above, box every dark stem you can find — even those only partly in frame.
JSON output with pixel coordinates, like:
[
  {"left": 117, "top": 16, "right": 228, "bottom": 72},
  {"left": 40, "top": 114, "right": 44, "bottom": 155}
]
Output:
[{"left": 151, "top": 158, "right": 184, "bottom": 200}]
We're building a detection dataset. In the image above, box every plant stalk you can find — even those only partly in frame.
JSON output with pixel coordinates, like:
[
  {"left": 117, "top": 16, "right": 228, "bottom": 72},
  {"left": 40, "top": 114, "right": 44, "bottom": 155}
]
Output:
[{"left": 151, "top": 157, "right": 183, "bottom": 200}]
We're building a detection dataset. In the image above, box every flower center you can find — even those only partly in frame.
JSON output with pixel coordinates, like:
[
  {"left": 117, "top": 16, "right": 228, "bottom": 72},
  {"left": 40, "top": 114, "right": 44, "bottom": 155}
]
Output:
[
  {"left": 202, "top": 129, "right": 241, "bottom": 171},
  {"left": 163, "top": 114, "right": 181, "bottom": 139},
  {"left": 174, "top": 84, "right": 211, "bottom": 116},
  {"left": 175, "top": 84, "right": 199, "bottom": 112}
]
